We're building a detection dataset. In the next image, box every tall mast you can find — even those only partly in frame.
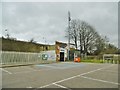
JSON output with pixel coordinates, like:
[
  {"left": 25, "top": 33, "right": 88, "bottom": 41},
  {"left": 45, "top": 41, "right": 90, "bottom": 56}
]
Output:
[{"left": 68, "top": 11, "right": 71, "bottom": 60}]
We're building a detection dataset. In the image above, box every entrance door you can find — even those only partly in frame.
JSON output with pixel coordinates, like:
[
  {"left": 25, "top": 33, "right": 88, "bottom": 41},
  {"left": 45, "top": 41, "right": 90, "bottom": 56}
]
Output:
[{"left": 60, "top": 52, "right": 64, "bottom": 61}]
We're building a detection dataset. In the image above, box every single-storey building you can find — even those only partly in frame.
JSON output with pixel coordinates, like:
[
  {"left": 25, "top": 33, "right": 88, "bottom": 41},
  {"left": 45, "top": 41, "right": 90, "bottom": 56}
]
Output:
[{"left": 55, "top": 41, "right": 80, "bottom": 62}]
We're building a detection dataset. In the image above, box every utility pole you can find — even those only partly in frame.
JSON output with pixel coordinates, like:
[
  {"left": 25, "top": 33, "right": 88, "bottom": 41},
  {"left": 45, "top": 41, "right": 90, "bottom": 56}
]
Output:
[{"left": 68, "top": 11, "right": 71, "bottom": 60}]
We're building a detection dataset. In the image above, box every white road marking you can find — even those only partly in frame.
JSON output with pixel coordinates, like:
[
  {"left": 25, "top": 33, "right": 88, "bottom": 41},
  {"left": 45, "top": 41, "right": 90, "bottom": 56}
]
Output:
[
  {"left": 35, "top": 64, "right": 114, "bottom": 89},
  {"left": 1, "top": 63, "right": 103, "bottom": 75},
  {"left": 26, "top": 86, "right": 32, "bottom": 88},
  {"left": 0, "top": 68, "right": 12, "bottom": 74},
  {"left": 36, "top": 83, "right": 70, "bottom": 89},
  {"left": 54, "top": 65, "right": 114, "bottom": 84},
  {"left": 80, "top": 76, "right": 119, "bottom": 85},
  {"left": 53, "top": 83, "right": 72, "bottom": 90},
  {"left": 53, "top": 83, "right": 67, "bottom": 88},
  {"left": 39, "top": 83, "right": 53, "bottom": 88}
]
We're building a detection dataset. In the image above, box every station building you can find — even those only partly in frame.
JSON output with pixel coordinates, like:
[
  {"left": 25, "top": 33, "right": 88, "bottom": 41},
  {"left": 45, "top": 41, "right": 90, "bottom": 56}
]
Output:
[{"left": 55, "top": 41, "right": 80, "bottom": 62}]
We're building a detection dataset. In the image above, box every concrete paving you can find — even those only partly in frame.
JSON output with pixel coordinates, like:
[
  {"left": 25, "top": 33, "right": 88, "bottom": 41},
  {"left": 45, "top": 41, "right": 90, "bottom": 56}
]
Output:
[{"left": 1, "top": 62, "right": 119, "bottom": 89}]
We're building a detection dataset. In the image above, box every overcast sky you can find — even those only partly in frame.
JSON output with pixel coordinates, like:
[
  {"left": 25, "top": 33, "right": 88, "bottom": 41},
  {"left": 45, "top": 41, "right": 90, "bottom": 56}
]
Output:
[{"left": 1, "top": 2, "right": 118, "bottom": 47}]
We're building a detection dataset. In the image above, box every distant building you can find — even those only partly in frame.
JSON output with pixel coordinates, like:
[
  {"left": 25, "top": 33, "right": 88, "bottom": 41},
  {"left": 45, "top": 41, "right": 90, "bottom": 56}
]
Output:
[
  {"left": 55, "top": 41, "right": 68, "bottom": 62},
  {"left": 55, "top": 41, "right": 80, "bottom": 62}
]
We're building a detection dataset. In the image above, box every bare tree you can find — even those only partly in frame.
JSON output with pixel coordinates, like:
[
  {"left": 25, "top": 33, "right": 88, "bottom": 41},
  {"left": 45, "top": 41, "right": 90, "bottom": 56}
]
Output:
[
  {"left": 65, "top": 19, "right": 101, "bottom": 57},
  {"left": 78, "top": 21, "right": 100, "bottom": 56},
  {"left": 65, "top": 20, "right": 78, "bottom": 49},
  {"left": 29, "top": 38, "right": 36, "bottom": 43},
  {"left": 69, "top": 20, "right": 79, "bottom": 49}
]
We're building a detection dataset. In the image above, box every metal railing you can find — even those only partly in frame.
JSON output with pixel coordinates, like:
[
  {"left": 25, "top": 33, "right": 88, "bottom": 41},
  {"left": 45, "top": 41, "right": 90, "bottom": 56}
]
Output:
[{"left": 103, "top": 54, "right": 120, "bottom": 64}]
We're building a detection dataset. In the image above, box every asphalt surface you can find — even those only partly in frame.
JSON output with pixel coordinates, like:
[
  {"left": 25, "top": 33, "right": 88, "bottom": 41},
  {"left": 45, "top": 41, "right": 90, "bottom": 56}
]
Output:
[{"left": 1, "top": 62, "right": 119, "bottom": 89}]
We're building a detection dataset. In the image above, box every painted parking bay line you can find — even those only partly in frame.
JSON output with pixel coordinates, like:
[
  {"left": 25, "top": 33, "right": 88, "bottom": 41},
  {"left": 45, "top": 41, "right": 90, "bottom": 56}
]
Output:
[
  {"left": 53, "top": 83, "right": 72, "bottom": 90},
  {"left": 80, "top": 75, "right": 119, "bottom": 85},
  {"left": 35, "top": 64, "right": 114, "bottom": 89},
  {"left": 0, "top": 68, "right": 12, "bottom": 74}
]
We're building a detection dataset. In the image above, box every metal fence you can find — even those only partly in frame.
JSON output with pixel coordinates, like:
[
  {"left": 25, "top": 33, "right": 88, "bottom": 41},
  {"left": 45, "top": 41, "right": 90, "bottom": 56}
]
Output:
[
  {"left": 1, "top": 51, "right": 56, "bottom": 66},
  {"left": 103, "top": 54, "right": 120, "bottom": 64}
]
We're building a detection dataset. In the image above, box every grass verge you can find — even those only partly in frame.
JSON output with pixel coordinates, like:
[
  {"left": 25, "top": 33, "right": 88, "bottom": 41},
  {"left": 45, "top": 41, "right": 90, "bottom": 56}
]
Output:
[{"left": 81, "top": 59, "right": 103, "bottom": 63}]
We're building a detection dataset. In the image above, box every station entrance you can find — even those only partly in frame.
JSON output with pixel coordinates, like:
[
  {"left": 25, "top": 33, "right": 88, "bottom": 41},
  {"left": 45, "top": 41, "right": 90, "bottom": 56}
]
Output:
[{"left": 60, "top": 52, "right": 64, "bottom": 61}]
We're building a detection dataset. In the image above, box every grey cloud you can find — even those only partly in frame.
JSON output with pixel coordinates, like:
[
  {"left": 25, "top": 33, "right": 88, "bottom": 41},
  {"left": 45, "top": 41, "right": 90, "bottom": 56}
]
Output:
[{"left": 2, "top": 2, "right": 118, "bottom": 46}]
